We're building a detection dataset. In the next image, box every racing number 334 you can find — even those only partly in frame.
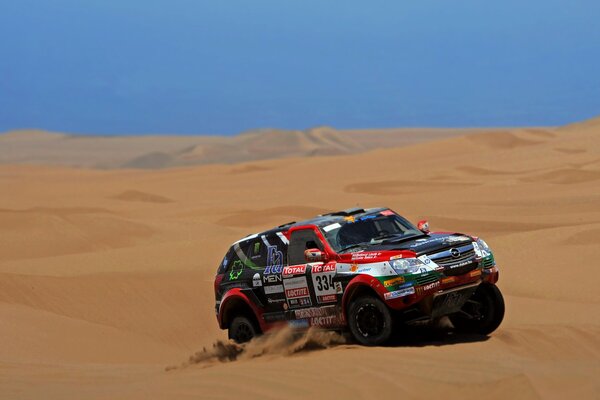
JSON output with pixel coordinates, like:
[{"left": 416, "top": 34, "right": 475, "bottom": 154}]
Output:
[{"left": 315, "top": 274, "right": 333, "bottom": 291}]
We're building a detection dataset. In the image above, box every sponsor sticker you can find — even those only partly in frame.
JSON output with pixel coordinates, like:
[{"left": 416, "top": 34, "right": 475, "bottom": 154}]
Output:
[
  {"left": 449, "top": 260, "right": 473, "bottom": 269},
  {"left": 417, "top": 254, "right": 432, "bottom": 265},
  {"left": 282, "top": 265, "right": 307, "bottom": 277},
  {"left": 319, "top": 294, "right": 337, "bottom": 302},
  {"left": 264, "top": 245, "right": 284, "bottom": 274},
  {"left": 469, "top": 269, "right": 482, "bottom": 277},
  {"left": 311, "top": 263, "right": 336, "bottom": 273},
  {"left": 422, "top": 281, "right": 441, "bottom": 292},
  {"left": 351, "top": 252, "right": 382, "bottom": 261},
  {"left": 295, "top": 306, "right": 341, "bottom": 326},
  {"left": 472, "top": 241, "right": 486, "bottom": 257},
  {"left": 380, "top": 210, "right": 395, "bottom": 216},
  {"left": 252, "top": 273, "right": 262, "bottom": 287},
  {"left": 310, "top": 315, "right": 338, "bottom": 326},
  {"left": 383, "top": 276, "right": 405, "bottom": 287},
  {"left": 263, "top": 274, "right": 282, "bottom": 284},
  {"left": 228, "top": 260, "right": 244, "bottom": 280},
  {"left": 288, "top": 319, "right": 309, "bottom": 328},
  {"left": 323, "top": 222, "right": 341, "bottom": 232},
  {"left": 288, "top": 297, "right": 312, "bottom": 307},
  {"left": 283, "top": 276, "right": 312, "bottom": 308},
  {"left": 358, "top": 215, "right": 376, "bottom": 221},
  {"left": 409, "top": 237, "right": 445, "bottom": 248},
  {"left": 264, "top": 284, "right": 284, "bottom": 294},
  {"left": 384, "top": 287, "right": 416, "bottom": 300},
  {"left": 286, "top": 286, "right": 309, "bottom": 298},
  {"left": 441, "top": 276, "right": 456, "bottom": 284},
  {"left": 311, "top": 263, "right": 337, "bottom": 304},
  {"left": 295, "top": 306, "right": 334, "bottom": 319},
  {"left": 446, "top": 236, "right": 470, "bottom": 243}
]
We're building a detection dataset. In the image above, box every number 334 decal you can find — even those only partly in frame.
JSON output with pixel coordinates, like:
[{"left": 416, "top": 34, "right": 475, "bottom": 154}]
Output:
[
  {"left": 311, "top": 264, "right": 337, "bottom": 303},
  {"left": 315, "top": 274, "right": 333, "bottom": 291}
]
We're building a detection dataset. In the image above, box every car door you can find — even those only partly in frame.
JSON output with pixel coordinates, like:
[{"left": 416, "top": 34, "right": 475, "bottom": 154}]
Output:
[
  {"left": 285, "top": 228, "right": 327, "bottom": 310},
  {"left": 286, "top": 227, "right": 345, "bottom": 327},
  {"left": 253, "top": 233, "right": 289, "bottom": 322}
]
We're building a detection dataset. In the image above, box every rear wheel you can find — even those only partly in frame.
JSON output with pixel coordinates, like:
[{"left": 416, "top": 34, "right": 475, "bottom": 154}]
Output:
[
  {"left": 228, "top": 316, "right": 258, "bottom": 344},
  {"left": 348, "top": 295, "right": 393, "bottom": 346},
  {"left": 449, "top": 283, "right": 505, "bottom": 335}
]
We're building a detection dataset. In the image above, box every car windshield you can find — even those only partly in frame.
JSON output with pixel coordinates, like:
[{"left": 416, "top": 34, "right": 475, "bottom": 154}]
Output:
[{"left": 321, "top": 214, "right": 424, "bottom": 253}]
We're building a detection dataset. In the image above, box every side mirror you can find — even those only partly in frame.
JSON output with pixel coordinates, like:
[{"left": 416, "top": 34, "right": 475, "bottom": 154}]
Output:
[
  {"left": 304, "top": 248, "right": 328, "bottom": 263},
  {"left": 417, "top": 220, "right": 430, "bottom": 233}
]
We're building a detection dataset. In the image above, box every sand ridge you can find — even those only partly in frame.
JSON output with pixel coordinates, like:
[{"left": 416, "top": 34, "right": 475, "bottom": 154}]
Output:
[{"left": 0, "top": 126, "right": 510, "bottom": 169}]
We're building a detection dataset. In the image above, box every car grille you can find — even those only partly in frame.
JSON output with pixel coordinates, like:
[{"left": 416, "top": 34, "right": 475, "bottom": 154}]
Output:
[
  {"left": 433, "top": 248, "right": 475, "bottom": 266},
  {"left": 414, "top": 273, "right": 439, "bottom": 286},
  {"left": 427, "top": 244, "right": 478, "bottom": 276}
]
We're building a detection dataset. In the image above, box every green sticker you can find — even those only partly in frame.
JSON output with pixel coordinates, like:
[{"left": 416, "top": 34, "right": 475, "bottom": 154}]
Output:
[{"left": 229, "top": 260, "right": 244, "bottom": 280}]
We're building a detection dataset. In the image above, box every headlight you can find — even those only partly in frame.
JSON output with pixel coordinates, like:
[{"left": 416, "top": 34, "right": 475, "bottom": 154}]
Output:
[
  {"left": 474, "top": 238, "right": 491, "bottom": 257},
  {"left": 390, "top": 258, "right": 424, "bottom": 274}
]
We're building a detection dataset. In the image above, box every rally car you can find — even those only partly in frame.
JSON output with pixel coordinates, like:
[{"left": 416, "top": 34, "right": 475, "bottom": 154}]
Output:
[{"left": 214, "top": 207, "right": 504, "bottom": 345}]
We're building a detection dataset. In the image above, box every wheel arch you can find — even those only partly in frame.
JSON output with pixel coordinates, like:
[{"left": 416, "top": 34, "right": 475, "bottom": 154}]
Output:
[
  {"left": 341, "top": 275, "right": 387, "bottom": 321},
  {"left": 218, "top": 289, "right": 263, "bottom": 333}
]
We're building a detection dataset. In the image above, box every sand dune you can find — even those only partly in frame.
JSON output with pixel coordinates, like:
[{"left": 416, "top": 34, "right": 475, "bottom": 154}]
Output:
[
  {"left": 0, "top": 126, "right": 505, "bottom": 169},
  {"left": 521, "top": 167, "right": 600, "bottom": 184},
  {"left": 0, "top": 207, "right": 154, "bottom": 261},
  {"left": 465, "top": 130, "right": 545, "bottom": 149},
  {"left": 0, "top": 116, "right": 599, "bottom": 399}
]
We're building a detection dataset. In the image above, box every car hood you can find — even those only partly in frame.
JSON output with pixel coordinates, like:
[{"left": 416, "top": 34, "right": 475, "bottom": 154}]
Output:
[{"left": 362, "top": 232, "right": 474, "bottom": 255}]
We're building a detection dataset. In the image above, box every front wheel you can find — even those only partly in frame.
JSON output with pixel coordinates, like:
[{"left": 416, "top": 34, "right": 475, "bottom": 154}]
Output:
[
  {"left": 347, "top": 295, "right": 393, "bottom": 346},
  {"left": 449, "top": 283, "right": 505, "bottom": 335},
  {"left": 228, "top": 316, "right": 258, "bottom": 344}
]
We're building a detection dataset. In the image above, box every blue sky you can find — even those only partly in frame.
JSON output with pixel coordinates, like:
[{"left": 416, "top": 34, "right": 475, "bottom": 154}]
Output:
[{"left": 1, "top": 0, "right": 599, "bottom": 135}]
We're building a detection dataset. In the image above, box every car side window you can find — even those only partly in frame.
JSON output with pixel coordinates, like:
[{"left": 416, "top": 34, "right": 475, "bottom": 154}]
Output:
[
  {"left": 245, "top": 239, "right": 268, "bottom": 268},
  {"left": 288, "top": 229, "right": 324, "bottom": 265},
  {"left": 223, "top": 240, "right": 254, "bottom": 281}
]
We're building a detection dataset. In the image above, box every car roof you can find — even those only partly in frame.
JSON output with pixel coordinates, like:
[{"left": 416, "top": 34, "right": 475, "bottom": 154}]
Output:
[{"left": 232, "top": 207, "right": 389, "bottom": 245}]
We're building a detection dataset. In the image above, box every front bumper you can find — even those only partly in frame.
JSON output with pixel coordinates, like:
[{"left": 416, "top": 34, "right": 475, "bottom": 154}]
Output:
[
  {"left": 385, "top": 281, "right": 481, "bottom": 323},
  {"left": 425, "top": 281, "right": 480, "bottom": 318}
]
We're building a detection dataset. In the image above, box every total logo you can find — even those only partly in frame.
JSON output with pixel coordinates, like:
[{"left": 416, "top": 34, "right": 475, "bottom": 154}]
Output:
[{"left": 282, "top": 265, "right": 307, "bottom": 277}]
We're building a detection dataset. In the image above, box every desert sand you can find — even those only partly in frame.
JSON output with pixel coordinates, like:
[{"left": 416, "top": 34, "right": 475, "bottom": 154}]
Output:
[{"left": 0, "top": 118, "right": 599, "bottom": 399}]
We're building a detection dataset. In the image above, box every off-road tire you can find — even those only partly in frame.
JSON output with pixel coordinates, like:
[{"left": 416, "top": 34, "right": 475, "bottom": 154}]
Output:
[
  {"left": 450, "top": 283, "right": 505, "bottom": 335},
  {"left": 348, "top": 295, "right": 393, "bottom": 346},
  {"left": 228, "top": 316, "right": 258, "bottom": 344}
]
